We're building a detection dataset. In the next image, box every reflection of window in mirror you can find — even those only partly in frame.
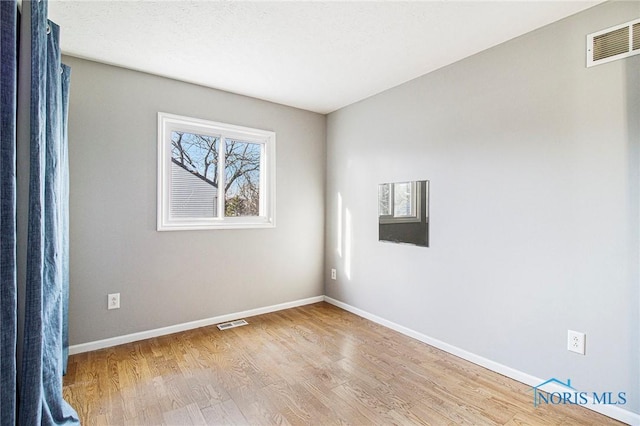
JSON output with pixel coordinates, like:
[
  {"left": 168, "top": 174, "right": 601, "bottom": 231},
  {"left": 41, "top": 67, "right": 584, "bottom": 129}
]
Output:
[
  {"left": 379, "top": 181, "right": 420, "bottom": 224},
  {"left": 379, "top": 180, "right": 429, "bottom": 247},
  {"left": 378, "top": 183, "right": 391, "bottom": 216},
  {"left": 393, "top": 181, "right": 416, "bottom": 218}
]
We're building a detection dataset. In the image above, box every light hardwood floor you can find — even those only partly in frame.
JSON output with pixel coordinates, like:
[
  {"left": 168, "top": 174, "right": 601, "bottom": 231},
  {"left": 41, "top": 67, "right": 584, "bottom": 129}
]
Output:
[{"left": 63, "top": 302, "right": 624, "bottom": 425}]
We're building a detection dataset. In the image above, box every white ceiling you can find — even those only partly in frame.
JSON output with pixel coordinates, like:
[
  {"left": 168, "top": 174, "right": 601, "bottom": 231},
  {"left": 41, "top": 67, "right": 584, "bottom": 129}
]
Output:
[{"left": 48, "top": 1, "right": 603, "bottom": 114}]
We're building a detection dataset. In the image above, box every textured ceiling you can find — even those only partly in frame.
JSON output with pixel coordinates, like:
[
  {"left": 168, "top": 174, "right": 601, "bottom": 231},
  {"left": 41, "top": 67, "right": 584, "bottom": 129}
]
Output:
[{"left": 48, "top": 1, "right": 603, "bottom": 114}]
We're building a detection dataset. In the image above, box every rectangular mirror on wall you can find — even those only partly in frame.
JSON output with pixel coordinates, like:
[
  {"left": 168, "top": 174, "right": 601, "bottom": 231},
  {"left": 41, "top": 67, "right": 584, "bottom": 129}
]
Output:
[{"left": 378, "top": 180, "right": 429, "bottom": 247}]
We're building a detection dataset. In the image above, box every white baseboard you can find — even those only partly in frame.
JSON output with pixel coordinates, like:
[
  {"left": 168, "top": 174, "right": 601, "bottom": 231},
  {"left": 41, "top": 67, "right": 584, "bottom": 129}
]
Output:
[
  {"left": 323, "top": 296, "right": 639, "bottom": 426},
  {"left": 68, "top": 295, "right": 324, "bottom": 355}
]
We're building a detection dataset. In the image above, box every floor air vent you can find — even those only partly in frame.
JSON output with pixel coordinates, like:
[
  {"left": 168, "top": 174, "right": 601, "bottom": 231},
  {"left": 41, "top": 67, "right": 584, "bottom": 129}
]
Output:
[
  {"left": 217, "top": 319, "right": 248, "bottom": 330},
  {"left": 587, "top": 18, "right": 640, "bottom": 67}
]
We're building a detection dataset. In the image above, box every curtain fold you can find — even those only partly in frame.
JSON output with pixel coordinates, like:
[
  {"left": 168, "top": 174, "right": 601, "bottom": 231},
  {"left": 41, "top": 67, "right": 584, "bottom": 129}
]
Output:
[
  {"left": 61, "top": 63, "right": 71, "bottom": 374},
  {"left": 0, "top": 0, "right": 78, "bottom": 423},
  {"left": 19, "top": 1, "right": 79, "bottom": 423},
  {"left": 0, "top": 1, "right": 18, "bottom": 425}
]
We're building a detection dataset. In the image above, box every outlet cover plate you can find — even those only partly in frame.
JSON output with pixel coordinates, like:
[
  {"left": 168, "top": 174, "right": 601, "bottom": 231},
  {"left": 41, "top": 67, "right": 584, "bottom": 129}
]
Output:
[
  {"left": 108, "top": 293, "right": 120, "bottom": 310},
  {"left": 568, "top": 330, "right": 585, "bottom": 355}
]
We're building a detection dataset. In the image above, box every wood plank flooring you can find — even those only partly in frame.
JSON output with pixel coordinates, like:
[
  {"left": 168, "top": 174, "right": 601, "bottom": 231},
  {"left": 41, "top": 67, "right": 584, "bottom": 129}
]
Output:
[{"left": 63, "top": 302, "right": 624, "bottom": 425}]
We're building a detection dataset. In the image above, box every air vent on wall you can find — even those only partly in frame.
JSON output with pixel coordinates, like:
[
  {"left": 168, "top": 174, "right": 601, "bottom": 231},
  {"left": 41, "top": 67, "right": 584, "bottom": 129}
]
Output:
[{"left": 587, "top": 18, "right": 640, "bottom": 67}]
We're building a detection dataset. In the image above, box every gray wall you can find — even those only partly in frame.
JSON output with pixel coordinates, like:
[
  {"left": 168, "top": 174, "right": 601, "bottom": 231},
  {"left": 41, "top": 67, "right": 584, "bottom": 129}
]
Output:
[
  {"left": 326, "top": 1, "right": 639, "bottom": 414},
  {"left": 64, "top": 56, "right": 326, "bottom": 344}
]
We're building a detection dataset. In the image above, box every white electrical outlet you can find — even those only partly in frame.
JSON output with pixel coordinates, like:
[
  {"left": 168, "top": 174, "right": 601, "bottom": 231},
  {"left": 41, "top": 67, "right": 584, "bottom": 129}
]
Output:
[
  {"left": 331, "top": 268, "right": 336, "bottom": 280},
  {"left": 568, "top": 330, "right": 585, "bottom": 355},
  {"left": 108, "top": 293, "right": 120, "bottom": 310}
]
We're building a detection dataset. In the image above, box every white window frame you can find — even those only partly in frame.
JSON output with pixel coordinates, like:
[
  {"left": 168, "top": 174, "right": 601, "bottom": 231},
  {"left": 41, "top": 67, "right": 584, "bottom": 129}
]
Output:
[
  {"left": 157, "top": 112, "right": 276, "bottom": 231},
  {"left": 379, "top": 181, "right": 421, "bottom": 224}
]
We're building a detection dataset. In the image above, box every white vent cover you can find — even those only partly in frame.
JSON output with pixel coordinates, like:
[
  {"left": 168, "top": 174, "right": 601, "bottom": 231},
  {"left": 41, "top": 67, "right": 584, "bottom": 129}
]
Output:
[
  {"left": 587, "top": 18, "right": 640, "bottom": 67},
  {"left": 217, "top": 319, "right": 248, "bottom": 330}
]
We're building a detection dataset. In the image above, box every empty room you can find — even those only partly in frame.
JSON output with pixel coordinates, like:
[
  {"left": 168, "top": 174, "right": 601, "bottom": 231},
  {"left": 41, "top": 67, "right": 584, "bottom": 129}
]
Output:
[{"left": 2, "top": 0, "right": 639, "bottom": 425}]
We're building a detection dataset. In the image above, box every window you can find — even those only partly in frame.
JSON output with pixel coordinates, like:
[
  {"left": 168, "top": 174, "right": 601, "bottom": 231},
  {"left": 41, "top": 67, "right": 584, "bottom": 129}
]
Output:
[
  {"left": 158, "top": 112, "right": 275, "bottom": 230},
  {"left": 378, "top": 181, "right": 420, "bottom": 223}
]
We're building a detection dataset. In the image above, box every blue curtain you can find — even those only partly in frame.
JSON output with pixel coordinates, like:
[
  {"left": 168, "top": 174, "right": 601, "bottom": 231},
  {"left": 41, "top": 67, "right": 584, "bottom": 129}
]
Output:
[
  {"left": 0, "top": 1, "right": 18, "bottom": 425},
  {"left": 1, "top": 0, "right": 79, "bottom": 424}
]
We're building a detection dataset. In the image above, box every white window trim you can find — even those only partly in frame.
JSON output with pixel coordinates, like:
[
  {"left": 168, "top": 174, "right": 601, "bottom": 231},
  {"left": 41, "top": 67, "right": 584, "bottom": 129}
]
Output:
[
  {"left": 379, "top": 181, "right": 421, "bottom": 224},
  {"left": 157, "top": 112, "right": 276, "bottom": 231}
]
